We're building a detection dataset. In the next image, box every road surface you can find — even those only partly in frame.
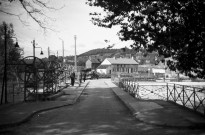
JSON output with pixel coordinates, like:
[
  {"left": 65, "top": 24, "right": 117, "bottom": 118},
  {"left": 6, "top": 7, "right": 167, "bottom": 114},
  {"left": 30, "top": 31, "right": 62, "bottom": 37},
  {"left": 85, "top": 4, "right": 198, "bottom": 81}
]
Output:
[{"left": 3, "top": 79, "right": 205, "bottom": 135}]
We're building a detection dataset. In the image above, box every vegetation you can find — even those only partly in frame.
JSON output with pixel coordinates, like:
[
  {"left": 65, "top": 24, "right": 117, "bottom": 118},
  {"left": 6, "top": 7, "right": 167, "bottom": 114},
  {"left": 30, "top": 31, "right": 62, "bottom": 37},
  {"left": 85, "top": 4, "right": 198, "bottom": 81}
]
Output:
[
  {"left": 0, "top": 22, "right": 23, "bottom": 81},
  {"left": 65, "top": 47, "right": 160, "bottom": 66},
  {"left": 87, "top": 0, "right": 205, "bottom": 79},
  {"left": 79, "top": 48, "right": 118, "bottom": 57},
  {"left": 79, "top": 47, "right": 137, "bottom": 57}
]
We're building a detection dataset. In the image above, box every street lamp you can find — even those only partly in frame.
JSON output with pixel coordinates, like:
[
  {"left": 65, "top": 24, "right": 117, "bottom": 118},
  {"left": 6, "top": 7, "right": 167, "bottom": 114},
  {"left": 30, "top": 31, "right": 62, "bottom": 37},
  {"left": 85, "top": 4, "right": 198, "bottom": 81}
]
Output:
[
  {"left": 74, "top": 35, "right": 77, "bottom": 73},
  {"left": 11, "top": 37, "right": 19, "bottom": 48},
  {"left": 31, "top": 40, "right": 44, "bottom": 57}
]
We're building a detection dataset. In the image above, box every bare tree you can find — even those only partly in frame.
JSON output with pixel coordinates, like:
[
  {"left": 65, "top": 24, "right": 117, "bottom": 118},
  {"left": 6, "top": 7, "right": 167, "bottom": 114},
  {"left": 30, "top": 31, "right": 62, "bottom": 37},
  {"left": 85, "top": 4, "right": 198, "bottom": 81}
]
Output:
[{"left": 0, "top": 0, "right": 64, "bottom": 31}]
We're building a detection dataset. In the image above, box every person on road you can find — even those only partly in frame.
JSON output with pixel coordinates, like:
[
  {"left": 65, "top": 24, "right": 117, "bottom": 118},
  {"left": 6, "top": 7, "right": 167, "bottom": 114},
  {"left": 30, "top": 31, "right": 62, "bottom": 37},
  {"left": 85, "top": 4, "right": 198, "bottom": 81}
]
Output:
[
  {"left": 83, "top": 72, "right": 86, "bottom": 82},
  {"left": 70, "top": 71, "right": 75, "bottom": 86},
  {"left": 79, "top": 72, "right": 82, "bottom": 84}
]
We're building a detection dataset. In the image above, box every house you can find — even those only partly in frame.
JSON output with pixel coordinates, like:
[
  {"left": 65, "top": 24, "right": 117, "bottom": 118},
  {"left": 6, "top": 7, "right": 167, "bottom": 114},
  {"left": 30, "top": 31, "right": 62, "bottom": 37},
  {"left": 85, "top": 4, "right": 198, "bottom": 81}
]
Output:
[
  {"left": 137, "top": 63, "right": 166, "bottom": 78},
  {"left": 97, "top": 57, "right": 138, "bottom": 74},
  {"left": 85, "top": 57, "right": 101, "bottom": 71},
  {"left": 96, "top": 65, "right": 111, "bottom": 74}
]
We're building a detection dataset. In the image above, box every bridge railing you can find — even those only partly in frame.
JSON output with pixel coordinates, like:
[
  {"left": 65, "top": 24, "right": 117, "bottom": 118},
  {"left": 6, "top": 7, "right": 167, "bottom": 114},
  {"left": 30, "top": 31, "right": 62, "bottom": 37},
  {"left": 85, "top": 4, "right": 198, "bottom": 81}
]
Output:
[{"left": 119, "top": 78, "right": 205, "bottom": 116}]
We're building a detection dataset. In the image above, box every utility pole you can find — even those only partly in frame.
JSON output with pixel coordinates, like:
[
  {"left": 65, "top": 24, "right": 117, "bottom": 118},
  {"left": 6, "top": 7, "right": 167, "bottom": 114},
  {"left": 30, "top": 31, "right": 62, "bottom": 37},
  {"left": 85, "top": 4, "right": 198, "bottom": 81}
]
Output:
[
  {"left": 59, "top": 38, "right": 64, "bottom": 64},
  {"left": 33, "top": 40, "right": 36, "bottom": 58},
  {"left": 48, "top": 47, "right": 50, "bottom": 58},
  {"left": 74, "top": 35, "right": 77, "bottom": 73},
  {"left": 62, "top": 40, "right": 64, "bottom": 64}
]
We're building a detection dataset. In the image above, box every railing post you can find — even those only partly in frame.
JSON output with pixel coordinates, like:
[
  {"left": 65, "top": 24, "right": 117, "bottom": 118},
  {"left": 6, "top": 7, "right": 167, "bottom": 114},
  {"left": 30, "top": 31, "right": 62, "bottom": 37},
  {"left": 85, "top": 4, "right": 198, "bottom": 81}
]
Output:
[
  {"left": 24, "top": 68, "right": 26, "bottom": 102},
  {"left": 133, "top": 83, "right": 136, "bottom": 97},
  {"left": 137, "top": 83, "right": 140, "bottom": 99},
  {"left": 174, "top": 84, "right": 176, "bottom": 102},
  {"left": 166, "top": 83, "right": 168, "bottom": 101},
  {"left": 182, "top": 85, "right": 185, "bottom": 106},
  {"left": 193, "top": 88, "right": 196, "bottom": 110}
]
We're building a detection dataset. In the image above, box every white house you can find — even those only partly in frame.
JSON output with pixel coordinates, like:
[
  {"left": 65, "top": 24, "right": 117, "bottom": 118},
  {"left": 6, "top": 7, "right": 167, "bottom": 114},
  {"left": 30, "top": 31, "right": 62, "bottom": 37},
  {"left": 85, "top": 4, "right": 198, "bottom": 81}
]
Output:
[{"left": 97, "top": 57, "right": 138, "bottom": 74}]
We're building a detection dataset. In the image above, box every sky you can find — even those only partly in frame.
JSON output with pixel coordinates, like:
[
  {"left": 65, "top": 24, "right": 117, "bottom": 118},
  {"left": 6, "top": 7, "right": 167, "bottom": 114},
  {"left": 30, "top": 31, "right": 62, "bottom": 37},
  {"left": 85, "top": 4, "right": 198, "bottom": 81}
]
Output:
[{"left": 0, "top": 0, "right": 133, "bottom": 58}]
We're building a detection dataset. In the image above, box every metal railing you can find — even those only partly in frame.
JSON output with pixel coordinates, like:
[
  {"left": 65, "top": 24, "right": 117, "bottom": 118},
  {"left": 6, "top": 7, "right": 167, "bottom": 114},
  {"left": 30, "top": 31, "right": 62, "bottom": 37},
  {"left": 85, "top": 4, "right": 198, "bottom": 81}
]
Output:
[
  {"left": 0, "top": 82, "right": 24, "bottom": 104},
  {"left": 120, "top": 78, "right": 205, "bottom": 116}
]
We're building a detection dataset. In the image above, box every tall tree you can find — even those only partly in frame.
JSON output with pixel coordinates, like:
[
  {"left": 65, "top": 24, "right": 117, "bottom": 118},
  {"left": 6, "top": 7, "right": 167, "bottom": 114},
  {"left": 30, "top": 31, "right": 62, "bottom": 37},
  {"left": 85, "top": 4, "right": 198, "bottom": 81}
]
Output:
[
  {"left": 87, "top": 0, "right": 205, "bottom": 79},
  {"left": 0, "top": 21, "right": 23, "bottom": 80}
]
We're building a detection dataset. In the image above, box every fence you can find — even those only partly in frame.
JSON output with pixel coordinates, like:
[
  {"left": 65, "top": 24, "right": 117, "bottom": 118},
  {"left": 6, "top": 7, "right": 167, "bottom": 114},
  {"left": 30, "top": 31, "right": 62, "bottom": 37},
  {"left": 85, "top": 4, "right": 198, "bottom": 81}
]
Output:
[
  {"left": 0, "top": 82, "right": 24, "bottom": 104},
  {"left": 119, "top": 78, "right": 205, "bottom": 116}
]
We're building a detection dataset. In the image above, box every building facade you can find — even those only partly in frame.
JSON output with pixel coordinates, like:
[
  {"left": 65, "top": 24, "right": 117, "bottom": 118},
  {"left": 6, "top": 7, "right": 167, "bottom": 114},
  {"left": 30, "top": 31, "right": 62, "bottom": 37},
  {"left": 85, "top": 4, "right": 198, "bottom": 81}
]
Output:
[
  {"left": 85, "top": 58, "right": 101, "bottom": 70},
  {"left": 97, "top": 57, "right": 138, "bottom": 74}
]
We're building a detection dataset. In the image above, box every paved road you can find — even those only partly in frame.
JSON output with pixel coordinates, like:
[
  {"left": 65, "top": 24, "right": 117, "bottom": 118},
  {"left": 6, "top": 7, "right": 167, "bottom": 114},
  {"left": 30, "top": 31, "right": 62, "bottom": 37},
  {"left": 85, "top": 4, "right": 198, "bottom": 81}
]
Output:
[{"left": 5, "top": 79, "right": 205, "bottom": 135}]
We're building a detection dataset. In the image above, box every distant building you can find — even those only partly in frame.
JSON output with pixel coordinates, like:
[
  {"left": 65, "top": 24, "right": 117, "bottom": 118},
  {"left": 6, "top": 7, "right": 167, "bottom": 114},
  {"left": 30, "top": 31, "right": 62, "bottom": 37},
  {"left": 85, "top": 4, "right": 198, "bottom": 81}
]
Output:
[
  {"left": 138, "top": 63, "right": 165, "bottom": 78},
  {"left": 85, "top": 57, "right": 101, "bottom": 71},
  {"left": 97, "top": 57, "right": 138, "bottom": 74}
]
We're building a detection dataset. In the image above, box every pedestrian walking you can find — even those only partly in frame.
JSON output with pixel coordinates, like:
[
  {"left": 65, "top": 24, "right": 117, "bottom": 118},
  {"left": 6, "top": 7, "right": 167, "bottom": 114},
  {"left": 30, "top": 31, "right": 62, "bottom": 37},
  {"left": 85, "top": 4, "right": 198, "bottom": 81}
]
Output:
[
  {"left": 70, "top": 71, "right": 75, "bottom": 86},
  {"left": 79, "top": 72, "right": 82, "bottom": 84},
  {"left": 83, "top": 72, "right": 86, "bottom": 82}
]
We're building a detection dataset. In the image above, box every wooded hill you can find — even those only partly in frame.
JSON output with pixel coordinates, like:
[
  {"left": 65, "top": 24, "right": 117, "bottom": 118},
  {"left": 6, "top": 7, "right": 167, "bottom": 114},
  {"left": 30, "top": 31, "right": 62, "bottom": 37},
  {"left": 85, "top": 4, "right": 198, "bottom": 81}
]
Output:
[
  {"left": 64, "top": 47, "right": 138, "bottom": 66},
  {"left": 64, "top": 47, "right": 162, "bottom": 66},
  {"left": 78, "top": 47, "right": 136, "bottom": 57}
]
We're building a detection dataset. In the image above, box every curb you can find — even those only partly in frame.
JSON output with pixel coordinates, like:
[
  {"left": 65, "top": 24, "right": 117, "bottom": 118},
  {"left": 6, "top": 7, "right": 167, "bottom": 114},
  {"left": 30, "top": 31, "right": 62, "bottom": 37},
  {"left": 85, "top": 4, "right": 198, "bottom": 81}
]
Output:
[
  {"left": 0, "top": 81, "right": 89, "bottom": 129},
  {"left": 72, "top": 81, "right": 90, "bottom": 104},
  {"left": 106, "top": 81, "right": 205, "bottom": 129}
]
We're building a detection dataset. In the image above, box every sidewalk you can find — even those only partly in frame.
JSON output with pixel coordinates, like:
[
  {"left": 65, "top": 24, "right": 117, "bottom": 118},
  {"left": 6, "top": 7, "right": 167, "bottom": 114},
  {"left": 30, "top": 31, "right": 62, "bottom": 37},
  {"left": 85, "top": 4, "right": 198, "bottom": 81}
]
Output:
[
  {"left": 0, "top": 81, "right": 89, "bottom": 129},
  {"left": 105, "top": 80, "right": 205, "bottom": 129}
]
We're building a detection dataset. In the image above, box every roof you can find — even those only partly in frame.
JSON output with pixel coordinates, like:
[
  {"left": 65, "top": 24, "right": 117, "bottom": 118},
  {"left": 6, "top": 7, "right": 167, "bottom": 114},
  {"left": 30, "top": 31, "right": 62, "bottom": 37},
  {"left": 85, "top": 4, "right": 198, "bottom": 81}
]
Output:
[
  {"left": 106, "top": 58, "right": 138, "bottom": 65},
  {"left": 97, "top": 65, "right": 110, "bottom": 69},
  {"left": 89, "top": 58, "right": 101, "bottom": 63}
]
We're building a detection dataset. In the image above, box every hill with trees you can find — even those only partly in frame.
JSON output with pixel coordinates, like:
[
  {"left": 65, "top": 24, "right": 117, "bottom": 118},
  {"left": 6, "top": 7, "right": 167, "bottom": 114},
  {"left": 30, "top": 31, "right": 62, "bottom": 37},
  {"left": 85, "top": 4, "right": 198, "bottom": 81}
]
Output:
[
  {"left": 64, "top": 47, "right": 160, "bottom": 66},
  {"left": 79, "top": 47, "right": 137, "bottom": 57}
]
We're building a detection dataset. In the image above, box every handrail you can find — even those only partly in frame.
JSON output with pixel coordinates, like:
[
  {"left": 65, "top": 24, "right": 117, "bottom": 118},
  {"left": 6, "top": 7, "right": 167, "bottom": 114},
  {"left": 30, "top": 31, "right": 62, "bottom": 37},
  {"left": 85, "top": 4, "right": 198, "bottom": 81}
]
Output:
[{"left": 119, "top": 78, "right": 205, "bottom": 116}]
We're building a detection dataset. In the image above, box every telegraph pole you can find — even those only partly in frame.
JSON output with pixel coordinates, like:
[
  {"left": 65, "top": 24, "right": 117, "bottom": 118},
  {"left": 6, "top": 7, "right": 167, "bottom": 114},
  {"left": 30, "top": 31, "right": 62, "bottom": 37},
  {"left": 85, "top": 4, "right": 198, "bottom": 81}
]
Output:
[
  {"left": 74, "top": 35, "right": 77, "bottom": 72},
  {"left": 48, "top": 47, "right": 50, "bottom": 58},
  {"left": 59, "top": 38, "right": 64, "bottom": 64},
  {"left": 33, "top": 40, "right": 35, "bottom": 58},
  {"left": 62, "top": 40, "right": 64, "bottom": 63}
]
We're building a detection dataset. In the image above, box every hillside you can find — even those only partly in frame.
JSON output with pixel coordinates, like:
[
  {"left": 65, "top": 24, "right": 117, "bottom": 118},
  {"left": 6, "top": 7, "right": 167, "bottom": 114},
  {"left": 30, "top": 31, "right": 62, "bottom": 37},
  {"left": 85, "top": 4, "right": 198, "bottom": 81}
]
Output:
[
  {"left": 64, "top": 47, "right": 137, "bottom": 66},
  {"left": 65, "top": 47, "right": 162, "bottom": 66},
  {"left": 79, "top": 48, "right": 118, "bottom": 57},
  {"left": 79, "top": 47, "right": 136, "bottom": 57}
]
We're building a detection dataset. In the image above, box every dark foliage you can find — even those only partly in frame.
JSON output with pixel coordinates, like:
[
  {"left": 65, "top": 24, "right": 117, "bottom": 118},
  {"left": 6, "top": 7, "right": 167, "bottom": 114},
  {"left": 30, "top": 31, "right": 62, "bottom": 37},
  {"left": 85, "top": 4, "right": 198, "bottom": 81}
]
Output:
[
  {"left": 87, "top": 0, "right": 205, "bottom": 79},
  {"left": 0, "top": 22, "right": 23, "bottom": 80}
]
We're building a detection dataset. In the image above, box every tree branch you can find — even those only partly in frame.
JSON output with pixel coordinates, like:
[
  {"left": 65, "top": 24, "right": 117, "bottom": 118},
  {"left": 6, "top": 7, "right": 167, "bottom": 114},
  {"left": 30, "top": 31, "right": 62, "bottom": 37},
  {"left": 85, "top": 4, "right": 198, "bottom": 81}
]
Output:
[{"left": 0, "top": 9, "right": 29, "bottom": 26}]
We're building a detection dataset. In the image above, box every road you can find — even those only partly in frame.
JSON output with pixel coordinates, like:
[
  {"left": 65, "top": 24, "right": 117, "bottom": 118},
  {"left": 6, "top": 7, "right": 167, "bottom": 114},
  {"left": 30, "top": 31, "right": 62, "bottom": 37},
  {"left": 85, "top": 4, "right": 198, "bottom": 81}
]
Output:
[{"left": 5, "top": 79, "right": 205, "bottom": 135}]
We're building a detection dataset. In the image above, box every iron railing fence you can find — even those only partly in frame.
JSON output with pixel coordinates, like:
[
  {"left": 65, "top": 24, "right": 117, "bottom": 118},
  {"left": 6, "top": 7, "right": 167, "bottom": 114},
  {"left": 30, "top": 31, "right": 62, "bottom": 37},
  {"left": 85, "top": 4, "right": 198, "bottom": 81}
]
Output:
[
  {"left": 120, "top": 78, "right": 205, "bottom": 116},
  {"left": 0, "top": 79, "right": 61, "bottom": 104},
  {"left": 0, "top": 82, "right": 24, "bottom": 104}
]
